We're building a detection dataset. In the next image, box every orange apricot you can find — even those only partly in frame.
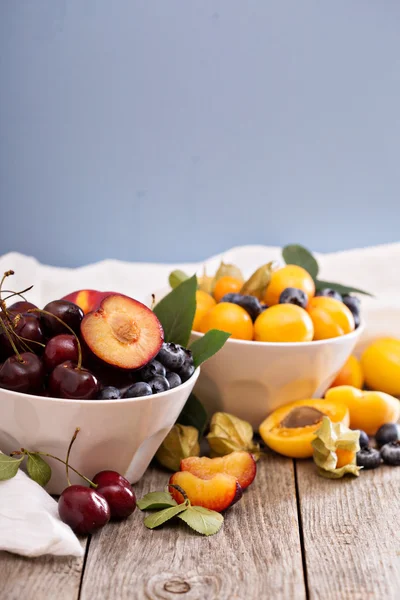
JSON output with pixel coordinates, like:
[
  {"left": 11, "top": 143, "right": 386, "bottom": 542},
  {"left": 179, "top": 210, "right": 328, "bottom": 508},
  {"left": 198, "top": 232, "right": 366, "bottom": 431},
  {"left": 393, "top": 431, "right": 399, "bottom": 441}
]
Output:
[
  {"left": 213, "top": 276, "right": 243, "bottom": 302},
  {"left": 192, "top": 290, "right": 216, "bottom": 332},
  {"left": 264, "top": 265, "right": 315, "bottom": 306},
  {"left": 199, "top": 302, "right": 253, "bottom": 341},
  {"left": 253, "top": 304, "right": 314, "bottom": 343},
  {"left": 330, "top": 355, "right": 364, "bottom": 389},
  {"left": 361, "top": 337, "right": 400, "bottom": 396},
  {"left": 259, "top": 399, "right": 350, "bottom": 458},
  {"left": 307, "top": 296, "right": 355, "bottom": 340},
  {"left": 325, "top": 385, "right": 400, "bottom": 435}
]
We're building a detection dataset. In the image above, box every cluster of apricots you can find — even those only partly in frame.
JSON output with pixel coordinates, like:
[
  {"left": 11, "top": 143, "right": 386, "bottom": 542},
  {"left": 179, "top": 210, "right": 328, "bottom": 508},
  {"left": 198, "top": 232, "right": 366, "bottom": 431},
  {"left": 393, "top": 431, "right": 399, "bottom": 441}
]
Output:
[{"left": 194, "top": 264, "right": 358, "bottom": 343}]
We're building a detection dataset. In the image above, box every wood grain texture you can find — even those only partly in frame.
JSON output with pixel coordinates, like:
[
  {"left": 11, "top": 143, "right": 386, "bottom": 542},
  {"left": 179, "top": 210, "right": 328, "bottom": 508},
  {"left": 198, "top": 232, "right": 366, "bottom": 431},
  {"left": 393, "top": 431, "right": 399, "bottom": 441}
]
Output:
[
  {"left": 296, "top": 460, "right": 400, "bottom": 600},
  {"left": 81, "top": 456, "right": 306, "bottom": 600},
  {"left": 0, "top": 540, "right": 87, "bottom": 600}
]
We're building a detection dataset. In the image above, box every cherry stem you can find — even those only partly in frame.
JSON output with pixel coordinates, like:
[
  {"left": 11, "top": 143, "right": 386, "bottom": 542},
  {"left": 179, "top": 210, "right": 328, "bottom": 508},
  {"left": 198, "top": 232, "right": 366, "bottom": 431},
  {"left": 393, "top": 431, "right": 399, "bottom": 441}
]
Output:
[
  {"left": 0, "top": 316, "right": 23, "bottom": 362},
  {"left": 13, "top": 448, "right": 98, "bottom": 487},
  {"left": 150, "top": 294, "right": 156, "bottom": 310},
  {"left": 28, "top": 308, "right": 83, "bottom": 369},
  {"left": 168, "top": 484, "right": 190, "bottom": 504},
  {"left": 65, "top": 427, "right": 80, "bottom": 487},
  {"left": 2, "top": 285, "right": 34, "bottom": 303},
  {"left": 0, "top": 270, "right": 14, "bottom": 299}
]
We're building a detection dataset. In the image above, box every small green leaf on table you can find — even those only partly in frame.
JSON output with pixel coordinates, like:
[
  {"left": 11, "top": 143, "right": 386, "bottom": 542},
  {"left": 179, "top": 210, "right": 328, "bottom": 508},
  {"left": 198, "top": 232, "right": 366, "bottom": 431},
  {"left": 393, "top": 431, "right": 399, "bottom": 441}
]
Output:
[
  {"left": 314, "top": 280, "right": 373, "bottom": 297},
  {"left": 137, "top": 491, "right": 177, "bottom": 511},
  {"left": 0, "top": 454, "right": 24, "bottom": 481},
  {"left": 26, "top": 453, "right": 52, "bottom": 487},
  {"left": 190, "top": 329, "right": 231, "bottom": 367},
  {"left": 144, "top": 502, "right": 188, "bottom": 529},
  {"left": 282, "top": 244, "right": 319, "bottom": 279},
  {"left": 176, "top": 393, "right": 208, "bottom": 436},
  {"left": 153, "top": 275, "right": 197, "bottom": 347},
  {"left": 169, "top": 270, "right": 189, "bottom": 289},
  {"left": 178, "top": 505, "right": 224, "bottom": 536}
]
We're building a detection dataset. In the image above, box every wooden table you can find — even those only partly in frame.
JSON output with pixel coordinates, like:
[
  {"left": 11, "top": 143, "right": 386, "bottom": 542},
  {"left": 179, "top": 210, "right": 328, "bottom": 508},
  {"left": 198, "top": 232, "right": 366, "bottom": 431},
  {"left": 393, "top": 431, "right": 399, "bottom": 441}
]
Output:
[{"left": 1, "top": 452, "right": 400, "bottom": 600}]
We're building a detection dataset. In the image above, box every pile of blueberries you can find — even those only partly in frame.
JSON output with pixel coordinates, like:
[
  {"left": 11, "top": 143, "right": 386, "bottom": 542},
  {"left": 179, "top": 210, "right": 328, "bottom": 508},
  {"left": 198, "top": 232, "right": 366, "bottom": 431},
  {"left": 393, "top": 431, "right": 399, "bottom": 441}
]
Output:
[
  {"left": 221, "top": 287, "right": 361, "bottom": 326},
  {"left": 357, "top": 424, "right": 400, "bottom": 469},
  {"left": 98, "top": 342, "right": 195, "bottom": 400}
]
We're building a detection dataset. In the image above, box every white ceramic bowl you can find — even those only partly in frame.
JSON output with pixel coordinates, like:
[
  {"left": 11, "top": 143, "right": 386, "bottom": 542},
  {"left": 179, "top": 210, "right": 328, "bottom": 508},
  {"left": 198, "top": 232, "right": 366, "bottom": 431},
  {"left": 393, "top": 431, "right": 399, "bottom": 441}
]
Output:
[
  {"left": 190, "top": 327, "right": 364, "bottom": 429},
  {"left": 0, "top": 368, "right": 199, "bottom": 495}
]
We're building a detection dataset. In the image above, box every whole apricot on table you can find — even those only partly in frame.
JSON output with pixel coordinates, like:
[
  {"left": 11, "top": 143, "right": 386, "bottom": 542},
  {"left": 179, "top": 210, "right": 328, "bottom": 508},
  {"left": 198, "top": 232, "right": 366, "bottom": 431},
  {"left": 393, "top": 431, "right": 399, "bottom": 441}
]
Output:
[
  {"left": 325, "top": 385, "right": 400, "bottom": 435},
  {"left": 213, "top": 276, "right": 243, "bottom": 302},
  {"left": 253, "top": 304, "right": 314, "bottom": 343},
  {"left": 264, "top": 265, "right": 315, "bottom": 306},
  {"left": 307, "top": 296, "right": 355, "bottom": 340},
  {"left": 361, "top": 337, "right": 400, "bottom": 396},
  {"left": 199, "top": 302, "right": 253, "bottom": 341},
  {"left": 259, "top": 399, "right": 350, "bottom": 458},
  {"left": 330, "top": 355, "right": 364, "bottom": 389},
  {"left": 192, "top": 290, "right": 216, "bottom": 332}
]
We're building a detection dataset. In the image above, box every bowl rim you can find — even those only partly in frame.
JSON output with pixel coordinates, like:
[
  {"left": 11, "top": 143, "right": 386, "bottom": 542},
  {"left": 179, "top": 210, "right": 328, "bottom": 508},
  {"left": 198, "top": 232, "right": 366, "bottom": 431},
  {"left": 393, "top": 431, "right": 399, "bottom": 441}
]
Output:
[
  {"left": 191, "top": 321, "right": 365, "bottom": 348},
  {"left": 0, "top": 366, "right": 200, "bottom": 406}
]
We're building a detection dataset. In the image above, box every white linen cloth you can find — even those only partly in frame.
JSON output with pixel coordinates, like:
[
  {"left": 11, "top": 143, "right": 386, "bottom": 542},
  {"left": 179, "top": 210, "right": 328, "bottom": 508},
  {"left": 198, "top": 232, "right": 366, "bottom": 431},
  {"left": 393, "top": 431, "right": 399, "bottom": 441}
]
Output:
[{"left": 0, "top": 242, "right": 399, "bottom": 557}]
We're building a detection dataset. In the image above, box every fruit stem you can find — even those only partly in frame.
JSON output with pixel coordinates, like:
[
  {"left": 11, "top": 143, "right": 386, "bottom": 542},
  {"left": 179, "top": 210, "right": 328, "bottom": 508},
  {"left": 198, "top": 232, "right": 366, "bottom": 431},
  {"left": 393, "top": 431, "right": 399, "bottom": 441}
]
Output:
[
  {"left": 28, "top": 309, "right": 83, "bottom": 369},
  {"left": 2, "top": 285, "right": 34, "bottom": 303},
  {"left": 31, "top": 451, "right": 98, "bottom": 488},
  {"left": 168, "top": 484, "right": 190, "bottom": 503},
  {"left": 0, "top": 270, "right": 14, "bottom": 299},
  {"left": 0, "top": 315, "right": 23, "bottom": 362},
  {"left": 65, "top": 427, "right": 80, "bottom": 487}
]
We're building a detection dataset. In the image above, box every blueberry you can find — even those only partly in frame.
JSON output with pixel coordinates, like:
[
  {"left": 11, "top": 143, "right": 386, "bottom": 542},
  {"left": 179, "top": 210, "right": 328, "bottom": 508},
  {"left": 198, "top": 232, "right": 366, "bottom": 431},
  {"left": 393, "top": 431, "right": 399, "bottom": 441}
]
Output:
[
  {"left": 375, "top": 423, "right": 400, "bottom": 448},
  {"left": 356, "top": 447, "right": 381, "bottom": 469},
  {"left": 315, "top": 288, "right": 343, "bottom": 302},
  {"left": 279, "top": 287, "right": 308, "bottom": 309},
  {"left": 220, "top": 293, "right": 241, "bottom": 303},
  {"left": 380, "top": 441, "right": 400, "bottom": 466},
  {"left": 97, "top": 386, "right": 121, "bottom": 400},
  {"left": 147, "top": 375, "right": 170, "bottom": 394},
  {"left": 137, "top": 359, "right": 166, "bottom": 381},
  {"left": 179, "top": 362, "right": 195, "bottom": 382},
  {"left": 123, "top": 382, "right": 152, "bottom": 398},
  {"left": 342, "top": 294, "right": 361, "bottom": 314},
  {"left": 352, "top": 312, "right": 361, "bottom": 329},
  {"left": 157, "top": 342, "right": 186, "bottom": 371},
  {"left": 358, "top": 430, "right": 370, "bottom": 449},
  {"left": 166, "top": 371, "right": 182, "bottom": 389},
  {"left": 182, "top": 348, "right": 194, "bottom": 366}
]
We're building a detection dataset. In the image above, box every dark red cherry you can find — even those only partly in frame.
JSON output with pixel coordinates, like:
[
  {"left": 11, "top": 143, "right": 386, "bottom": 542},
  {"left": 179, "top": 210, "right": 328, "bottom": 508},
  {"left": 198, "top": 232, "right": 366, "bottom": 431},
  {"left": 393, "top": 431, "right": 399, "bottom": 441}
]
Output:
[
  {"left": 7, "top": 301, "right": 39, "bottom": 316},
  {"left": 41, "top": 300, "right": 84, "bottom": 336},
  {"left": 43, "top": 334, "right": 79, "bottom": 371},
  {"left": 58, "top": 485, "right": 110, "bottom": 535},
  {"left": 48, "top": 360, "right": 99, "bottom": 399},
  {"left": 96, "top": 484, "right": 136, "bottom": 520},
  {"left": 15, "top": 313, "right": 46, "bottom": 350},
  {"left": 0, "top": 352, "right": 45, "bottom": 393},
  {"left": 92, "top": 470, "right": 131, "bottom": 490}
]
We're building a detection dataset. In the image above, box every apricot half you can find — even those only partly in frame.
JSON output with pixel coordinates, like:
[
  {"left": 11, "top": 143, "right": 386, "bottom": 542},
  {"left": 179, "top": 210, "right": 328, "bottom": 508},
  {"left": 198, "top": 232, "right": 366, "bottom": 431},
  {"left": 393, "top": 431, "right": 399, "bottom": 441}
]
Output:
[{"left": 259, "top": 399, "right": 350, "bottom": 458}]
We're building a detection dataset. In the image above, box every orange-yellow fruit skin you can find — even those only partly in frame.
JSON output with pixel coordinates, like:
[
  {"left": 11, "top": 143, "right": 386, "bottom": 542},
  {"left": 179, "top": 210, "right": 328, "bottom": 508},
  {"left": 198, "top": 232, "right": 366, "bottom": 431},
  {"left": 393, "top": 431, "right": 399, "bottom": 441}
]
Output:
[
  {"left": 330, "top": 355, "right": 364, "bottom": 389},
  {"left": 259, "top": 399, "right": 350, "bottom": 458},
  {"left": 199, "top": 302, "right": 253, "bottom": 341},
  {"left": 192, "top": 290, "right": 216, "bottom": 332},
  {"left": 325, "top": 385, "right": 400, "bottom": 435},
  {"left": 213, "top": 276, "right": 243, "bottom": 302},
  {"left": 307, "top": 296, "right": 355, "bottom": 340},
  {"left": 254, "top": 304, "right": 314, "bottom": 343},
  {"left": 335, "top": 448, "right": 356, "bottom": 468},
  {"left": 264, "top": 265, "right": 315, "bottom": 306},
  {"left": 361, "top": 337, "right": 400, "bottom": 396}
]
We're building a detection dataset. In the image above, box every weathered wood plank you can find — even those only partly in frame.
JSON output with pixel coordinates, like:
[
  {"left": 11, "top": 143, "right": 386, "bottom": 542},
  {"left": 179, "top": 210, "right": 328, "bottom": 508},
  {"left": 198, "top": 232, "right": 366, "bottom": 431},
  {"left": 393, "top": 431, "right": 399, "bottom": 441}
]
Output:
[
  {"left": 81, "top": 455, "right": 306, "bottom": 600},
  {"left": 0, "top": 540, "right": 87, "bottom": 600},
  {"left": 296, "top": 460, "right": 400, "bottom": 600}
]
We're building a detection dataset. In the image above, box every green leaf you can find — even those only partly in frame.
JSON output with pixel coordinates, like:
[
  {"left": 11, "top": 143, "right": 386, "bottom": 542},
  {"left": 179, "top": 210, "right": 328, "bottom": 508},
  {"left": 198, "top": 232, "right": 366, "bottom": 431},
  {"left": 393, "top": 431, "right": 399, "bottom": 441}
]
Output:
[
  {"left": 153, "top": 275, "right": 197, "bottom": 346},
  {"left": 176, "top": 393, "right": 208, "bottom": 436},
  {"left": 169, "top": 270, "right": 189, "bottom": 289},
  {"left": 0, "top": 454, "right": 24, "bottom": 481},
  {"left": 144, "top": 502, "right": 188, "bottom": 529},
  {"left": 282, "top": 244, "right": 319, "bottom": 279},
  {"left": 178, "top": 505, "right": 224, "bottom": 536},
  {"left": 26, "top": 453, "right": 52, "bottom": 487},
  {"left": 315, "top": 279, "right": 373, "bottom": 297},
  {"left": 137, "top": 491, "right": 177, "bottom": 511},
  {"left": 190, "top": 329, "right": 231, "bottom": 368}
]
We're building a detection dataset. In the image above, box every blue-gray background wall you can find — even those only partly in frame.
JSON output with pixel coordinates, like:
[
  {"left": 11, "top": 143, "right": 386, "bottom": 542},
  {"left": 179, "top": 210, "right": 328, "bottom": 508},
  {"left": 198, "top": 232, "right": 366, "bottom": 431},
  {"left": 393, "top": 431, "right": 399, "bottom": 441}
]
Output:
[{"left": 1, "top": 1, "right": 399, "bottom": 267}]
